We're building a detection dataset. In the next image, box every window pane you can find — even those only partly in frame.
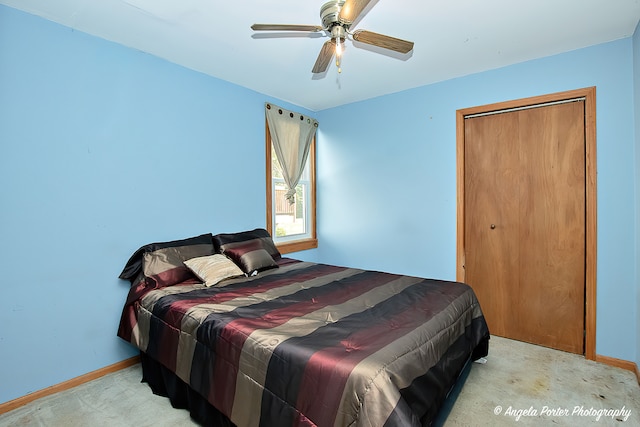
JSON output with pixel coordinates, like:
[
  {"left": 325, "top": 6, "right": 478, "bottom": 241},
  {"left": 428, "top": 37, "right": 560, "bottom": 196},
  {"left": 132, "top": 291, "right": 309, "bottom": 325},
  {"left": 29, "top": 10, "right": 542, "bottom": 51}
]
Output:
[
  {"left": 272, "top": 147, "right": 284, "bottom": 179},
  {"left": 271, "top": 143, "right": 311, "bottom": 242},
  {"left": 274, "top": 182, "right": 307, "bottom": 238}
]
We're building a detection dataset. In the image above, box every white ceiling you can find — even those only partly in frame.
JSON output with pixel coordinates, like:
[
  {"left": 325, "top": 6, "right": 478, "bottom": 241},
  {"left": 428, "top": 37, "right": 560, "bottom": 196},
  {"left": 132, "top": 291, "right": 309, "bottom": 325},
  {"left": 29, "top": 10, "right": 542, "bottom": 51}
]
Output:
[{"left": 2, "top": 0, "right": 640, "bottom": 111}]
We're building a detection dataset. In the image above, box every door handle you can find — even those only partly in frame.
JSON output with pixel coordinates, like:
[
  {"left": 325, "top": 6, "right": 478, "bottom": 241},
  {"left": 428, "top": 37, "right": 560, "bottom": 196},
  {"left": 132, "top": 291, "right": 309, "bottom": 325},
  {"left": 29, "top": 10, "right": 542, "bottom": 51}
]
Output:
[{"left": 490, "top": 224, "right": 496, "bottom": 229}]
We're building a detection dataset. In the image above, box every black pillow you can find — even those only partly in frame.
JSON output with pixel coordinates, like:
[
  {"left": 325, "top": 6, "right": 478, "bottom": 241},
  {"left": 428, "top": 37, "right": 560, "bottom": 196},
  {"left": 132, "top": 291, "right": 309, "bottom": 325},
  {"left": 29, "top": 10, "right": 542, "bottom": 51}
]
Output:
[
  {"left": 213, "top": 228, "right": 281, "bottom": 260},
  {"left": 213, "top": 228, "right": 281, "bottom": 275},
  {"left": 119, "top": 233, "right": 215, "bottom": 282}
]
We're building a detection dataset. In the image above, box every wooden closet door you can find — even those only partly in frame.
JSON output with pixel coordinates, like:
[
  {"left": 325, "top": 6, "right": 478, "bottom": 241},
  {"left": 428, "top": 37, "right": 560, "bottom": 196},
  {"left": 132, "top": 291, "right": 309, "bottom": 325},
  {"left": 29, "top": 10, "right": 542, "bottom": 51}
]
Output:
[{"left": 464, "top": 101, "right": 585, "bottom": 354}]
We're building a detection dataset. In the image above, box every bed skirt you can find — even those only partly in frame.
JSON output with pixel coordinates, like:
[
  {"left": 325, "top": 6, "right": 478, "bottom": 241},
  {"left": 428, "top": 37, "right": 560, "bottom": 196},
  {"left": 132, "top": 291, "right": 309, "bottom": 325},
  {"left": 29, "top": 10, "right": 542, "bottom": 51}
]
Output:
[{"left": 140, "top": 352, "right": 236, "bottom": 427}]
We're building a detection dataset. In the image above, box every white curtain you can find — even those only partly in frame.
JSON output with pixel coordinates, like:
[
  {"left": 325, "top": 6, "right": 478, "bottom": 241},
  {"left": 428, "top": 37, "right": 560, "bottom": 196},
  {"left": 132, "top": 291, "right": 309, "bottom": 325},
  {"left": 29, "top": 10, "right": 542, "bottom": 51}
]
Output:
[{"left": 266, "top": 103, "right": 319, "bottom": 205}]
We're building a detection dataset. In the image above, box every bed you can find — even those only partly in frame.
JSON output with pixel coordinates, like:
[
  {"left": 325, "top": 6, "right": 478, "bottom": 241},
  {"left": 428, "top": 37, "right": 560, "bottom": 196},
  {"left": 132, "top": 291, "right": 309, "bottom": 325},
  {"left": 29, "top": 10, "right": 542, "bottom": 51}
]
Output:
[{"left": 117, "top": 229, "right": 489, "bottom": 427}]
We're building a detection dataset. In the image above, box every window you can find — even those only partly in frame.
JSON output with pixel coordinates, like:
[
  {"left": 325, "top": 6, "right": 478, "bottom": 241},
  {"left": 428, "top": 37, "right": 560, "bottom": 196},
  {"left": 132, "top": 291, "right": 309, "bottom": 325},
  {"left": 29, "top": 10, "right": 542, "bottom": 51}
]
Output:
[{"left": 266, "top": 123, "right": 317, "bottom": 253}]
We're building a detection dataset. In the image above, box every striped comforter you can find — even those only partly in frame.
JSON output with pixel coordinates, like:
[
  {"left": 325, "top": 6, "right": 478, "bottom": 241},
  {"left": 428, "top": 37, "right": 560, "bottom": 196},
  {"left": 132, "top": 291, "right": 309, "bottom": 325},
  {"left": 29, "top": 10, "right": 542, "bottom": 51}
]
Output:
[{"left": 123, "top": 259, "right": 489, "bottom": 427}]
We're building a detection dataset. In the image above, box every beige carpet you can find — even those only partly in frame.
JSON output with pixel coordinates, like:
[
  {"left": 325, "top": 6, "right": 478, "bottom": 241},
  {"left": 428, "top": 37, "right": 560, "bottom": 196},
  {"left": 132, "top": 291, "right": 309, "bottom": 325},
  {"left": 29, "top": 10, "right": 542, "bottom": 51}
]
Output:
[
  {"left": 1, "top": 336, "right": 638, "bottom": 426},
  {"left": 446, "top": 337, "right": 639, "bottom": 426}
]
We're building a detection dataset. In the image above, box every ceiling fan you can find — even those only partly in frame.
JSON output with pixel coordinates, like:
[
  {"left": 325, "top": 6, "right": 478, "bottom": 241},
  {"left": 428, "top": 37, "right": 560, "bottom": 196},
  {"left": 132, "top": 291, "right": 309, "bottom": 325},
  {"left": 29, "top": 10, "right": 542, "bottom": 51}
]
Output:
[{"left": 251, "top": 0, "right": 414, "bottom": 74}]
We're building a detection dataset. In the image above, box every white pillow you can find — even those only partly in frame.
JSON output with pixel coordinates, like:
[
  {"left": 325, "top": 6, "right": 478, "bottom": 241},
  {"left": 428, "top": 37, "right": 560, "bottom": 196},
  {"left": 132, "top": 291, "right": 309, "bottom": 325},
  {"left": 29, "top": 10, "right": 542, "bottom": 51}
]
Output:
[{"left": 183, "top": 254, "right": 244, "bottom": 287}]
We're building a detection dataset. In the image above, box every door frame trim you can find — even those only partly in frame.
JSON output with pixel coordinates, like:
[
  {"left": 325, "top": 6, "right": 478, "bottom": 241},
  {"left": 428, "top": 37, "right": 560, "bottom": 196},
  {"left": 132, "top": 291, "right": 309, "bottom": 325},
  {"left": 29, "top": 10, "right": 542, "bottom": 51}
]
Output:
[{"left": 456, "top": 87, "right": 597, "bottom": 360}]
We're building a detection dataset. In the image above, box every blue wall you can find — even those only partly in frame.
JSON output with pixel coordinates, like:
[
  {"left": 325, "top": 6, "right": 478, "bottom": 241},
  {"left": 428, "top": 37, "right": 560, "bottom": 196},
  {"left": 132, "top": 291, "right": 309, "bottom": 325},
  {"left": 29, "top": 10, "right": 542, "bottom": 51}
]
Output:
[
  {"left": 313, "top": 39, "right": 638, "bottom": 362},
  {"left": 0, "top": 5, "right": 313, "bottom": 404}
]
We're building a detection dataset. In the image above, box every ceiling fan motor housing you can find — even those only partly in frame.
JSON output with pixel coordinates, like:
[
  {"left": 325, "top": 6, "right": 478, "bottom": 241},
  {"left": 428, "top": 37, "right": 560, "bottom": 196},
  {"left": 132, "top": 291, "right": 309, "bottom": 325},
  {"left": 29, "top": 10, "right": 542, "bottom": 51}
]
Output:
[{"left": 321, "top": 0, "right": 348, "bottom": 29}]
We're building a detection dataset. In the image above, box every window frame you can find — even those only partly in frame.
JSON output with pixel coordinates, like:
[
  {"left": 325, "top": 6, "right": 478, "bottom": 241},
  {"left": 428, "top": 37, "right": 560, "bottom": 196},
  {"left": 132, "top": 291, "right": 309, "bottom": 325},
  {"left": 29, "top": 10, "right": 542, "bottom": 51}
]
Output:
[{"left": 265, "top": 120, "right": 317, "bottom": 254}]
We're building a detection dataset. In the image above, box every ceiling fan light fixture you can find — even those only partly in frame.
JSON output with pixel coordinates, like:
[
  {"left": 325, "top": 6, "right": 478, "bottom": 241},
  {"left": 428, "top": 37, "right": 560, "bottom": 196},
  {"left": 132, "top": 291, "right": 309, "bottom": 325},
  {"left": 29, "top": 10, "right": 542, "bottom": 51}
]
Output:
[
  {"left": 335, "top": 38, "right": 344, "bottom": 73},
  {"left": 330, "top": 24, "right": 347, "bottom": 72}
]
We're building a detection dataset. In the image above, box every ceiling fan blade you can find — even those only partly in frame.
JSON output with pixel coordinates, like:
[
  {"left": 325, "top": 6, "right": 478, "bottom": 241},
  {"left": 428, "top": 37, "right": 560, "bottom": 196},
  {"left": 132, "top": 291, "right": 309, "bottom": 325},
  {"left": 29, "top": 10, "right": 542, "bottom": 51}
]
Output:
[
  {"left": 352, "top": 30, "right": 414, "bottom": 54},
  {"left": 312, "top": 40, "right": 335, "bottom": 73},
  {"left": 251, "top": 24, "right": 324, "bottom": 32},
  {"left": 338, "top": 0, "right": 374, "bottom": 24}
]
